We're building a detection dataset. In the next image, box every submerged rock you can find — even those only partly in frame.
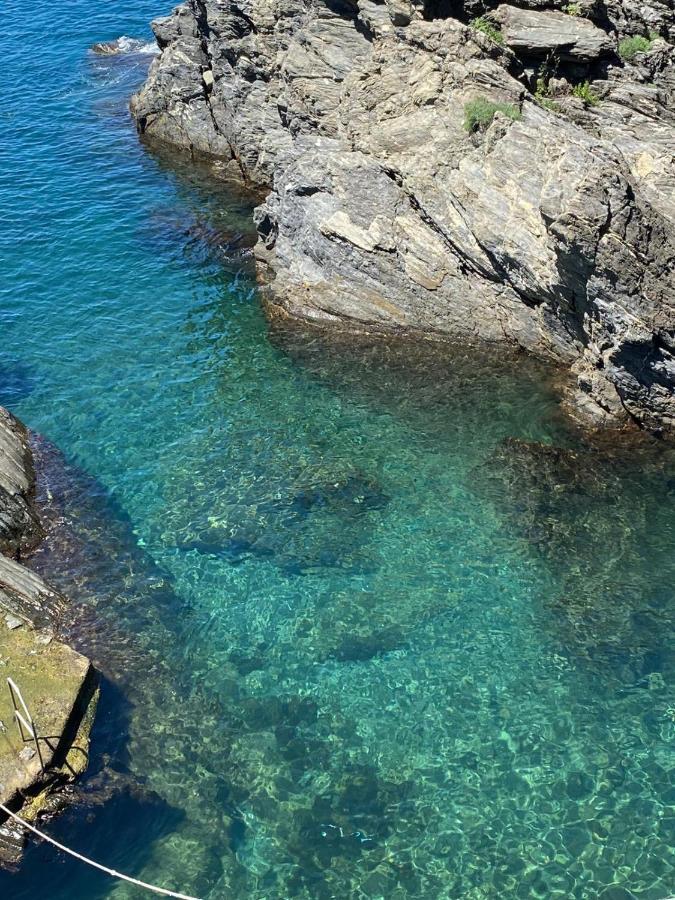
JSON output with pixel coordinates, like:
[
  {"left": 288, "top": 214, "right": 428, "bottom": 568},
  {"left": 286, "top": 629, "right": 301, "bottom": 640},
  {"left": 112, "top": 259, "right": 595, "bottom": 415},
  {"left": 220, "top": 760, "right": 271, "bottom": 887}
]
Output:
[
  {"left": 132, "top": 0, "right": 675, "bottom": 435},
  {"left": 90, "top": 36, "right": 158, "bottom": 56},
  {"left": 176, "top": 469, "right": 388, "bottom": 575},
  {"left": 476, "top": 434, "right": 675, "bottom": 678}
]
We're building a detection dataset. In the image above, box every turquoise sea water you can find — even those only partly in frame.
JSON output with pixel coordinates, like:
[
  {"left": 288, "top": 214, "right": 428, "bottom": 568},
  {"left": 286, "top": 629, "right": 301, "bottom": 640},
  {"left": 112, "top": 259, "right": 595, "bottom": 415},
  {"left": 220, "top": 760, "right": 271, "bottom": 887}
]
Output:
[{"left": 1, "top": 2, "right": 675, "bottom": 897}]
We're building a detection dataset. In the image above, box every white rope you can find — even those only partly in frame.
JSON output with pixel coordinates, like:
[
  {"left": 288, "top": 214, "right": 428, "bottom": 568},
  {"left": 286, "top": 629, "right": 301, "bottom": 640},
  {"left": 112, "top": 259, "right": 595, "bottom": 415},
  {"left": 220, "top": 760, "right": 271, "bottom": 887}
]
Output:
[{"left": 0, "top": 802, "right": 203, "bottom": 900}]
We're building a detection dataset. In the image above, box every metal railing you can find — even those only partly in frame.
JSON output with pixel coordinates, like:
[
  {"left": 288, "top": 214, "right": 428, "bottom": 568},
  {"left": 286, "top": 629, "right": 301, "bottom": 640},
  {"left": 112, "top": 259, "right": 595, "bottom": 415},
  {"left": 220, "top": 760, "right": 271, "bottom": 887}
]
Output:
[{"left": 7, "top": 677, "right": 45, "bottom": 773}]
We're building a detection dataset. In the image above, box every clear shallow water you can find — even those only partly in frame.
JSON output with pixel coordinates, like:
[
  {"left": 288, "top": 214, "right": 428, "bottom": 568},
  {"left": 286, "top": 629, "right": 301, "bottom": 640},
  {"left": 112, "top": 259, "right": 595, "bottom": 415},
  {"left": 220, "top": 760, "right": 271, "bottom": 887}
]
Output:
[{"left": 1, "top": 2, "right": 675, "bottom": 898}]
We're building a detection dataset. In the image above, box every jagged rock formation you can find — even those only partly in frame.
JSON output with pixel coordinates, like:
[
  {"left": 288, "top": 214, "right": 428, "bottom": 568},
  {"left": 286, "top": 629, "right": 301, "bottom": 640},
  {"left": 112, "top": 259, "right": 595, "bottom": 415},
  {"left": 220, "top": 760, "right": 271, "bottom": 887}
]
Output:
[
  {"left": 0, "top": 408, "right": 44, "bottom": 558},
  {"left": 131, "top": 0, "right": 675, "bottom": 433},
  {"left": 493, "top": 6, "right": 615, "bottom": 60}
]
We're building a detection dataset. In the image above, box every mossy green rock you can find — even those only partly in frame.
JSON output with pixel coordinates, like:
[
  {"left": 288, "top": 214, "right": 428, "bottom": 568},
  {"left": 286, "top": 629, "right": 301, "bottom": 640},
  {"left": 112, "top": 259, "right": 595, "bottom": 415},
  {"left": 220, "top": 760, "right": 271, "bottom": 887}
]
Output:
[{"left": 0, "top": 618, "right": 94, "bottom": 809}]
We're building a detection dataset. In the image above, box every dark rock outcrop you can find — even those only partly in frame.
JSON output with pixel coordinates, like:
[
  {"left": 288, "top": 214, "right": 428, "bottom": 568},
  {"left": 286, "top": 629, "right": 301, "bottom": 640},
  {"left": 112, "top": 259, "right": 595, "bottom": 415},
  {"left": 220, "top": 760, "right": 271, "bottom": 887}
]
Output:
[
  {"left": 0, "top": 408, "right": 44, "bottom": 558},
  {"left": 132, "top": 0, "right": 675, "bottom": 434}
]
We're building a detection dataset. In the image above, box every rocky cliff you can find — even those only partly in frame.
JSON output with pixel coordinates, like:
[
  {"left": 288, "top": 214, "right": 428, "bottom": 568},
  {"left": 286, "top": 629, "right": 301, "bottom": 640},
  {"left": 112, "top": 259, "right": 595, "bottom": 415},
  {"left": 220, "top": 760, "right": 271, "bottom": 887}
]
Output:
[{"left": 131, "top": 0, "right": 675, "bottom": 433}]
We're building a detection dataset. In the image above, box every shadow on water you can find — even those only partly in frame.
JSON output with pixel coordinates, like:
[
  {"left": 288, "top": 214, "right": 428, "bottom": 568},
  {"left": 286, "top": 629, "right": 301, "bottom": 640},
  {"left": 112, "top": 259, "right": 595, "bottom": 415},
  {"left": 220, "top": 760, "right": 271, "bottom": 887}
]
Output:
[
  {"left": 0, "top": 359, "right": 43, "bottom": 406},
  {"left": 0, "top": 769, "right": 184, "bottom": 900},
  {"left": 136, "top": 139, "right": 259, "bottom": 274},
  {"left": 28, "top": 433, "right": 197, "bottom": 683}
]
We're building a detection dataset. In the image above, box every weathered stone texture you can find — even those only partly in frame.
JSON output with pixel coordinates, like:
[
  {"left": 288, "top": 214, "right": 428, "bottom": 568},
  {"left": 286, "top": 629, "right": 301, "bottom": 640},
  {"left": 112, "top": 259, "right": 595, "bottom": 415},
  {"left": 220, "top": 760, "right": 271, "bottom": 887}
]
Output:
[
  {"left": 0, "top": 408, "right": 44, "bottom": 558},
  {"left": 132, "top": 0, "right": 675, "bottom": 433}
]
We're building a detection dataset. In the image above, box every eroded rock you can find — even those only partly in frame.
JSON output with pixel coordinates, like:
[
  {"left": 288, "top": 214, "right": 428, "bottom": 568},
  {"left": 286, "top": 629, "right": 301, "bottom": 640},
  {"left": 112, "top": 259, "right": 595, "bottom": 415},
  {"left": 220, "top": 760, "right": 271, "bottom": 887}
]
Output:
[
  {"left": 131, "top": 0, "right": 675, "bottom": 434},
  {"left": 494, "top": 5, "right": 615, "bottom": 61},
  {"left": 0, "top": 408, "right": 44, "bottom": 558}
]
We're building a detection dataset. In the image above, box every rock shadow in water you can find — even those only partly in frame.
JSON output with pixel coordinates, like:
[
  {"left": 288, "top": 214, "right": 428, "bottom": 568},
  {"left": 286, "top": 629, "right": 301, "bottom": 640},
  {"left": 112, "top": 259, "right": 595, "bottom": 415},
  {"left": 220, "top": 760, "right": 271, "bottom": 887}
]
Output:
[
  {"left": 475, "top": 435, "right": 675, "bottom": 682},
  {"left": 0, "top": 360, "right": 43, "bottom": 406}
]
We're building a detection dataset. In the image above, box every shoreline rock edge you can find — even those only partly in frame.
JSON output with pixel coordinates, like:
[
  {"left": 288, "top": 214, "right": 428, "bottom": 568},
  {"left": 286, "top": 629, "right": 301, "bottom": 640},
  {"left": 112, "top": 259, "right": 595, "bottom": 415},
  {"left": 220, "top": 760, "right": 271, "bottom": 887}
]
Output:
[
  {"left": 0, "top": 407, "right": 98, "bottom": 869},
  {"left": 131, "top": 0, "right": 675, "bottom": 434}
]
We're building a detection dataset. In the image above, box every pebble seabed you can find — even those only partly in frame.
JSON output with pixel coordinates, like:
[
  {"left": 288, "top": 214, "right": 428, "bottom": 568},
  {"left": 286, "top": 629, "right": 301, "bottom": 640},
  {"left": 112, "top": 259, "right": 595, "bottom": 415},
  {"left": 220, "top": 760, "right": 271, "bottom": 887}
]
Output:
[{"left": 2, "top": 3, "right": 675, "bottom": 898}]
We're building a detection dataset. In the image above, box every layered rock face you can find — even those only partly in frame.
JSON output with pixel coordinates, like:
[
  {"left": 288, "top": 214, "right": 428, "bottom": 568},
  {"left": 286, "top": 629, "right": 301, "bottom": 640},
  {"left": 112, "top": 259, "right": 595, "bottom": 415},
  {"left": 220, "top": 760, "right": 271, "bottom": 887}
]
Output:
[
  {"left": 0, "top": 408, "right": 44, "bottom": 558},
  {"left": 132, "top": 0, "right": 675, "bottom": 433}
]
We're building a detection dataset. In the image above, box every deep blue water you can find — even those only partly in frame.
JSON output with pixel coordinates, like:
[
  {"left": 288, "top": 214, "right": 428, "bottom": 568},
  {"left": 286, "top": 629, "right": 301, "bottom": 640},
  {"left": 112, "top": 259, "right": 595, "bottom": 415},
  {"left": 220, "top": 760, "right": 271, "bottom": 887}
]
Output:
[{"left": 1, "top": 2, "right": 675, "bottom": 898}]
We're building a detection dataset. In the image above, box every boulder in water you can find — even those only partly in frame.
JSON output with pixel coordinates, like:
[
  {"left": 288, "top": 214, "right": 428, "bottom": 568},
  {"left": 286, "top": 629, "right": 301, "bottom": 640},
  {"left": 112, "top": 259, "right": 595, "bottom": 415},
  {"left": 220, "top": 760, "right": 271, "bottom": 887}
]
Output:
[{"left": 90, "top": 37, "right": 157, "bottom": 56}]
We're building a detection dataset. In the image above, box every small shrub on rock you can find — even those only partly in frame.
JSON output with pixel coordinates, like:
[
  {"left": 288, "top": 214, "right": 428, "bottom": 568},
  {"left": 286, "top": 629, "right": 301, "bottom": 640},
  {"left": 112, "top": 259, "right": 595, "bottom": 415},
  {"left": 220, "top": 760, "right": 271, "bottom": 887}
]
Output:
[
  {"left": 463, "top": 97, "right": 521, "bottom": 132},
  {"left": 572, "top": 81, "right": 600, "bottom": 106},
  {"left": 564, "top": 3, "right": 583, "bottom": 15},
  {"left": 534, "top": 77, "right": 549, "bottom": 99},
  {"left": 470, "top": 16, "right": 504, "bottom": 45},
  {"left": 618, "top": 34, "right": 653, "bottom": 60},
  {"left": 534, "top": 78, "right": 560, "bottom": 112}
]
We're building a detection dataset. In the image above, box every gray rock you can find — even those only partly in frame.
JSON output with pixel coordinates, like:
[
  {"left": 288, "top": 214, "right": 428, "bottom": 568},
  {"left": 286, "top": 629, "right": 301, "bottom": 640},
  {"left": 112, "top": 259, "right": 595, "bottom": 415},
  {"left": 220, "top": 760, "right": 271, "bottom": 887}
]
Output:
[
  {"left": 0, "top": 408, "right": 98, "bottom": 862},
  {"left": 605, "top": 0, "right": 675, "bottom": 44},
  {"left": 132, "top": 1, "right": 675, "bottom": 433},
  {"left": 493, "top": 5, "right": 615, "bottom": 61},
  {"left": 131, "top": 0, "right": 371, "bottom": 187},
  {"left": 0, "top": 554, "right": 67, "bottom": 629},
  {"left": 0, "top": 405, "right": 71, "bottom": 627},
  {"left": 0, "top": 407, "right": 44, "bottom": 558}
]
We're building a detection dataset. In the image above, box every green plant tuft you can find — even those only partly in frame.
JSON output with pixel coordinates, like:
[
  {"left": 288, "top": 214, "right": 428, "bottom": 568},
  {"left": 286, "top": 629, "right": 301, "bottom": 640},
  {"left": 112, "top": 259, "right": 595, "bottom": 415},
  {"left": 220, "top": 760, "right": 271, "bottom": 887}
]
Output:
[
  {"left": 534, "top": 77, "right": 560, "bottom": 111},
  {"left": 618, "top": 34, "right": 653, "bottom": 60},
  {"left": 470, "top": 16, "right": 504, "bottom": 45},
  {"left": 534, "top": 76, "right": 549, "bottom": 99},
  {"left": 463, "top": 97, "right": 521, "bottom": 132},
  {"left": 563, "top": 3, "right": 583, "bottom": 15},
  {"left": 572, "top": 80, "right": 600, "bottom": 106}
]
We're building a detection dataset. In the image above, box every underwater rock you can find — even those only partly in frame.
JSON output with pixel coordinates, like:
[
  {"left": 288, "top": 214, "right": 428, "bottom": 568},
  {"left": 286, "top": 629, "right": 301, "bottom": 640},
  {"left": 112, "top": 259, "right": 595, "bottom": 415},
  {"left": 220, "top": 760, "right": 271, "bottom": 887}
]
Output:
[
  {"left": 176, "top": 468, "right": 388, "bottom": 575},
  {"left": 288, "top": 473, "right": 388, "bottom": 517},
  {"left": 287, "top": 764, "right": 413, "bottom": 876},
  {"left": 90, "top": 36, "right": 158, "bottom": 56},
  {"left": 177, "top": 535, "right": 267, "bottom": 564},
  {"left": 0, "top": 361, "right": 42, "bottom": 407},
  {"left": 324, "top": 627, "right": 406, "bottom": 664},
  {"left": 477, "top": 435, "right": 675, "bottom": 678}
]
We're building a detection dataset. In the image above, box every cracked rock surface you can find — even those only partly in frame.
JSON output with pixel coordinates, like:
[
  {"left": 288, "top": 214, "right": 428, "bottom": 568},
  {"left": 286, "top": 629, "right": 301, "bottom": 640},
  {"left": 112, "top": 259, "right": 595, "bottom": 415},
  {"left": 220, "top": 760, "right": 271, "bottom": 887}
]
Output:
[
  {"left": 132, "top": 0, "right": 675, "bottom": 433},
  {"left": 0, "top": 408, "right": 44, "bottom": 559}
]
